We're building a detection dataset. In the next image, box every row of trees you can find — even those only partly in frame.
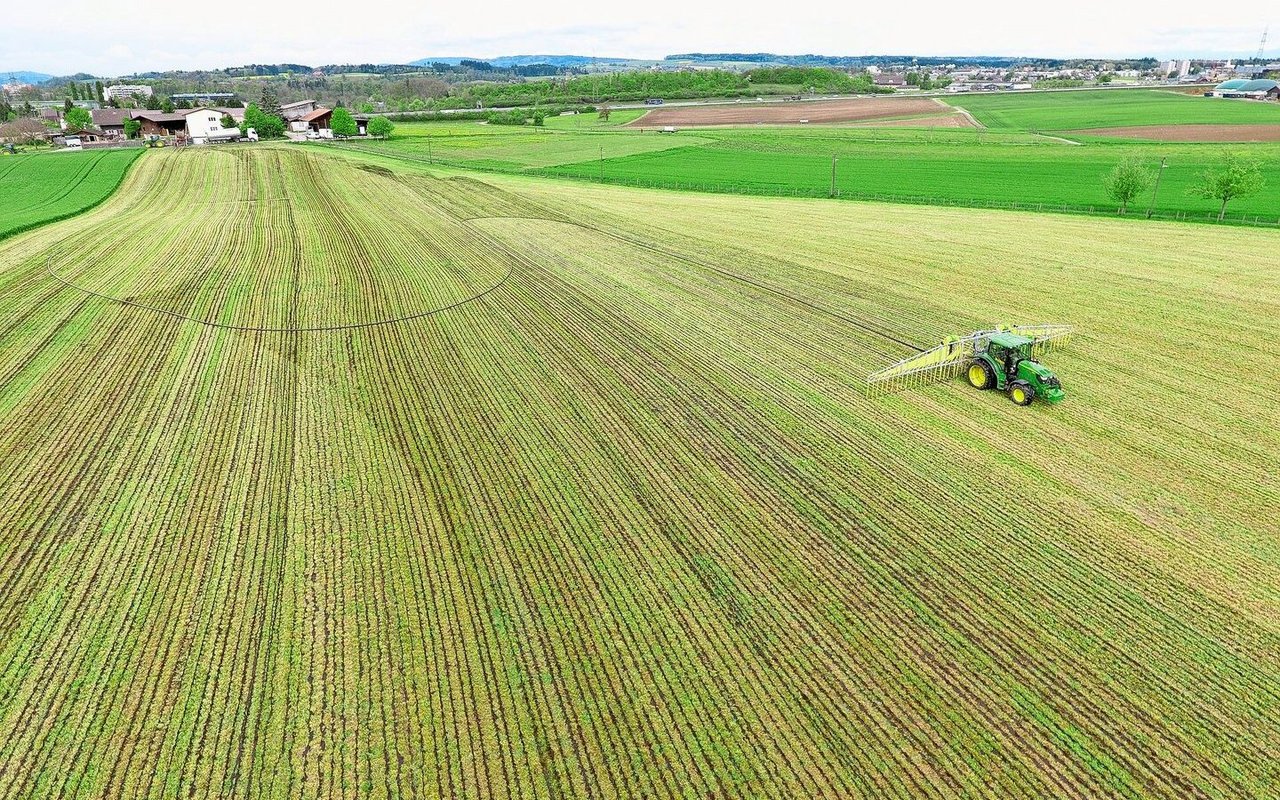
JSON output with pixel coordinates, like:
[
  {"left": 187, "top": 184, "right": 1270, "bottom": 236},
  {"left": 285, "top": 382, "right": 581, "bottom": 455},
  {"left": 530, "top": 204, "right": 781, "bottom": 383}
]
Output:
[{"left": 1104, "top": 153, "right": 1266, "bottom": 221}]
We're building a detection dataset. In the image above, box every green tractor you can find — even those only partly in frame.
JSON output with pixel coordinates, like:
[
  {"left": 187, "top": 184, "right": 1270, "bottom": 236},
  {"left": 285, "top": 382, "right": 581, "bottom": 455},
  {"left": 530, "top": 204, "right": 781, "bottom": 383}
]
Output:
[
  {"left": 867, "top": 324, "right": 1072, "bottom": 407},
  {"left": 964, "top": 331, "right": 1065, "bottom": 406}
]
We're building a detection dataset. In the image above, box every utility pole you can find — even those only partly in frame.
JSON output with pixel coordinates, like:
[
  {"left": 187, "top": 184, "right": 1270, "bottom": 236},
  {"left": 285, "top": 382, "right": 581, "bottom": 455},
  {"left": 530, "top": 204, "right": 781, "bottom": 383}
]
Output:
[
  {"left": 1146, "top": 157, "right": 1168, "bottom": 218},
  {"left": 428, "top": 137, "right": 433, "bottom": 165},
  {"left": 830, "top": 155, "right": 838, "bottom": 198},
  {"left": 599, "top": 145, "right": 604, "bottom": 181}
]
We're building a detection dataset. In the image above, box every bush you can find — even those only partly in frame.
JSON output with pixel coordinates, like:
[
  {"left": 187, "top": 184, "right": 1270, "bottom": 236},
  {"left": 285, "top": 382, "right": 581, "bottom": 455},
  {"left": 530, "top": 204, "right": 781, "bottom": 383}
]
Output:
[
  {"left": 241, "top": 103, "right": 285, "bottom": 139},
  {"left": 366, "top": 116, "right": 393, "bottom": 138}
]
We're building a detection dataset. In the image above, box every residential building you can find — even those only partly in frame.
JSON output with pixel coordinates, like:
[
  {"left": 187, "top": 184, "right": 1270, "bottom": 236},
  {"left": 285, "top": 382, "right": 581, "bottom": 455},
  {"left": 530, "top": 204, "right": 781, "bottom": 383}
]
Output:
[{"left": 103, "top": 84, "right": 153, "bottom": 102}]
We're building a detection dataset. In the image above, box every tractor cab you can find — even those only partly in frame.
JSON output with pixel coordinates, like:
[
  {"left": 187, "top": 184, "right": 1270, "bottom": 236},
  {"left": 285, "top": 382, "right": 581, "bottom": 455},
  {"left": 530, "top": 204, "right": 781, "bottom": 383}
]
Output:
[
  {"left": 987, "top": 332, "right": 1033, "bottom": 379},
  {"left": 967, "top": 331, "right": 1066, "bottom": 406}
]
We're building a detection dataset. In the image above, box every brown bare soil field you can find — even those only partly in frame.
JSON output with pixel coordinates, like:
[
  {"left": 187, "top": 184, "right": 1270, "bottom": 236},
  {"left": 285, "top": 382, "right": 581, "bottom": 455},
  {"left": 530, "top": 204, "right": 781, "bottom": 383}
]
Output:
[
  {"left": 629, "top": 97, "right": 947, "bottom": 127},
  {"left": 1072, "top": 124, "right": 1280, "bottom": 142},
  {"left": 847, "top": 113, "right": 976, "bottom": 128}
]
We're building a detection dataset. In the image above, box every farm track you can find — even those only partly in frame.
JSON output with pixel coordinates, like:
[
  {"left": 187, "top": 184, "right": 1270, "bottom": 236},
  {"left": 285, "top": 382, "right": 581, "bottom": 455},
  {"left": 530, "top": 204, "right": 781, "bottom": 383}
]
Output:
[{"left": 0, "top": 147, "right": 1277, "bottom": 798}]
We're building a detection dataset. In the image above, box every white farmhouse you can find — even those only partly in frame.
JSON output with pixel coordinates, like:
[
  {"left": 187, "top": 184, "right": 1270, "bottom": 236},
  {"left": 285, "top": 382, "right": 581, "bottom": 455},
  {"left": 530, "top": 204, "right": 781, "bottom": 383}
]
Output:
[{"left": 183, "top": 107, "right": 242, "bottom": 144}]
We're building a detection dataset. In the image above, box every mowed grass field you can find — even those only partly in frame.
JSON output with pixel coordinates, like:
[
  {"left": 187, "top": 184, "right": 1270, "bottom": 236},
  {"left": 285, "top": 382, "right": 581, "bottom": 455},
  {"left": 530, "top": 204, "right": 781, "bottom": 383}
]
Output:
[
  {"left": 352, "top": 122, "right": 1280, "bottom": 220},
  {"left": 943, "top": 88, "right": 1280, "bottom": 131},
  {"left": 1, "top": 146, "right": 1278, "bottom": 798},
  {"left": 0, "top": 149, "right": 142, "bottom": 240}
]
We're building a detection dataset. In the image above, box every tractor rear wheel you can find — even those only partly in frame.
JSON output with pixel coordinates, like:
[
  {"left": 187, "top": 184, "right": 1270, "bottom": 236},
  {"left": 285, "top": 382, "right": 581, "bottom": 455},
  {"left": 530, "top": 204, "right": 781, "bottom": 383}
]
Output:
[
  {"left": 967, "top": 360, "right": 995, "bottom": 390},
  {"left": 1010, "top": 381, "right": 1035, "bottom": 406}
]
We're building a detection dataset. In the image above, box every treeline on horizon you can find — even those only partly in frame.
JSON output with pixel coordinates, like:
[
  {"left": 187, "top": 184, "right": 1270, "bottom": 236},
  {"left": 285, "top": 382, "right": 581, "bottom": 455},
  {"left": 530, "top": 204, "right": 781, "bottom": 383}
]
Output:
[
  {"left": 457, "top": 67, "right": 887, "bottom": 108},
  {"left": 22, "top": 53, "right": 1174, "bottom": 89},
  {"left": 671, "top": 53, "right": 1162, "bottom": 70}
]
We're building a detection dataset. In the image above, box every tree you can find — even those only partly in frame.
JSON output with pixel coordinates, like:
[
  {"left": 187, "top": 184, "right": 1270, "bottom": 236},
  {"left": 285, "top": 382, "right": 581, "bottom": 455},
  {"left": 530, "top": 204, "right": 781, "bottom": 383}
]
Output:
[
  {"left": 64, "top": 98, "right": 73, "bottom": 112},
  {"left": 220, "top": 113, "right": 236, "bottom": 129},
  {"left": 161, "top": 98, "right": 175, "bottom": 113},
  {"left": 1191, "top": 152, "right": 1266, "bottom": 221},
  {"left": 123, "top": 118, "right": 141, "bottom": 139},
  {"left": 597, "top": 105, "right": 611, "bottom": 121},
  {"left": 330, "top": 107, "right": 357, "bottom": 137},
  {"left": 241, "top": 103, "right": 284, "bottom": 139},
  {"left": 64, "top": 106, "right": 92, "bottom": 131},
  {"left": 366, "top": 116, "right": 393, "bottom": 138},
  {"left": 259, "top": 84, "right": 282, "bottom": 119},
  {"left": 1102, "top": 157, "right": 1154, "bottom": 215},
  {"left": 95, "top": 81, "right": 105, "bottom": 103}
]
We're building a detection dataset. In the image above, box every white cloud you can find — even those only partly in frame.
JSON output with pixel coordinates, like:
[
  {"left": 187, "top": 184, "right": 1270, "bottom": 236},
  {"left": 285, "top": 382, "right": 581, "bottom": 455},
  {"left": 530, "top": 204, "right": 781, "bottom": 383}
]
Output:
[{"left": 1, "top": 0, "right": 1275, "bottom": 75}]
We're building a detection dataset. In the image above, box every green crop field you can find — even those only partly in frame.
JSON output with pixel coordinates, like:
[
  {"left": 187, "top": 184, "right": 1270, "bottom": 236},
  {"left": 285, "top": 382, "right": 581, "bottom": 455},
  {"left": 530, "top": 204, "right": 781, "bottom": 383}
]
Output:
[
  {"left": 1, "top": 145, "right": 1278, "bottom": 798},
  {"left": 348, "top": 122, "right": 1280, "bottom": 222},
  {"left": 0, "top": 149, "right": 142, "bottom": 240},
  {"left": 943, "top": 88, "right": 1280, "bottom": 131}
]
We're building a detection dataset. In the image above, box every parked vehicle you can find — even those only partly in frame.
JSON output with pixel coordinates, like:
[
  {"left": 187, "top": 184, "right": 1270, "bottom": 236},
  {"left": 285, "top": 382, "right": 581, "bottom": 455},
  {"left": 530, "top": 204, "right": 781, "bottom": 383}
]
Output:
[{"left": 244, "top": 128, "right": 259, "bottom": 142}]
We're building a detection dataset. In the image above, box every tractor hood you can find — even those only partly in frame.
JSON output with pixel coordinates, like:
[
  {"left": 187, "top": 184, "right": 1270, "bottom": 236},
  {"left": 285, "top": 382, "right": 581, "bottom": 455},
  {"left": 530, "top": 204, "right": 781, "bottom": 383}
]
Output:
[{"left": 1018, "top": 360, "right": 1066, "bottom": 403}]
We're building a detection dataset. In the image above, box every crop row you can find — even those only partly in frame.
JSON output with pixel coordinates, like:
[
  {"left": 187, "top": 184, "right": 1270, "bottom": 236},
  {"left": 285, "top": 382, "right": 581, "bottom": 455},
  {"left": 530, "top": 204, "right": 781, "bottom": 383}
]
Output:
[{"left": 0, "top": 147, "right": 1275, "bottom": 798}]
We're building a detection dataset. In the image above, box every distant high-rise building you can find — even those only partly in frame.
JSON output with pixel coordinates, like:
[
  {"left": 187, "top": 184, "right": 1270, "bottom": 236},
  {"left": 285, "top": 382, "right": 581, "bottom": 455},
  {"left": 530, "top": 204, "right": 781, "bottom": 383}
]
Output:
[{"left": 103, "top": 84, "right": 153, "bottom": 102}]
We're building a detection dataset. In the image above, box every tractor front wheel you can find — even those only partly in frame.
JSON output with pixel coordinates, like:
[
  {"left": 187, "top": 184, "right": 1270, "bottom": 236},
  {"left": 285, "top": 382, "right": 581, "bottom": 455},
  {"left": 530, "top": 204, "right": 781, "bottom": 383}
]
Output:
[
  {"left": 967, "top": 360, "right": 995, "bottom": 390},
  {"left": 1010, "top": 381, "right": 1035, "bottom": 406}
]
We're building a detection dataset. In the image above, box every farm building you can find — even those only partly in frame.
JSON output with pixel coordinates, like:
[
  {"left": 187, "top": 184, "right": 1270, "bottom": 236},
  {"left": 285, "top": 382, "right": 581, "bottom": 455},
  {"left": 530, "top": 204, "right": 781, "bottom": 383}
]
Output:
[
  {"left": 1207, "top": 79, "right": 1280, "bottom": 99},
  {"left": 58, "top": 128, "right": 106, "bottom": 144},
  {"left": 131, "top": 110, "right": 187, "bottom": 137},
  {"left": 288, "top": 107, "right": 334, "bottom": 133},
  {"left": 280, "top": 100, "right": 319, "bottom": 121},
  {"left": 90, "top": 108, "right": 132, "bottom": 138}
]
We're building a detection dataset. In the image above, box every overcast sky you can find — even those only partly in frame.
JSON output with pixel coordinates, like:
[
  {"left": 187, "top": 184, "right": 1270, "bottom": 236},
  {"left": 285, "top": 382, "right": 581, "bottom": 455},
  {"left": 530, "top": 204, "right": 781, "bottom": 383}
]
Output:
[{"left": 4, "top": 0, "right": 1276, "bottom": 76}]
